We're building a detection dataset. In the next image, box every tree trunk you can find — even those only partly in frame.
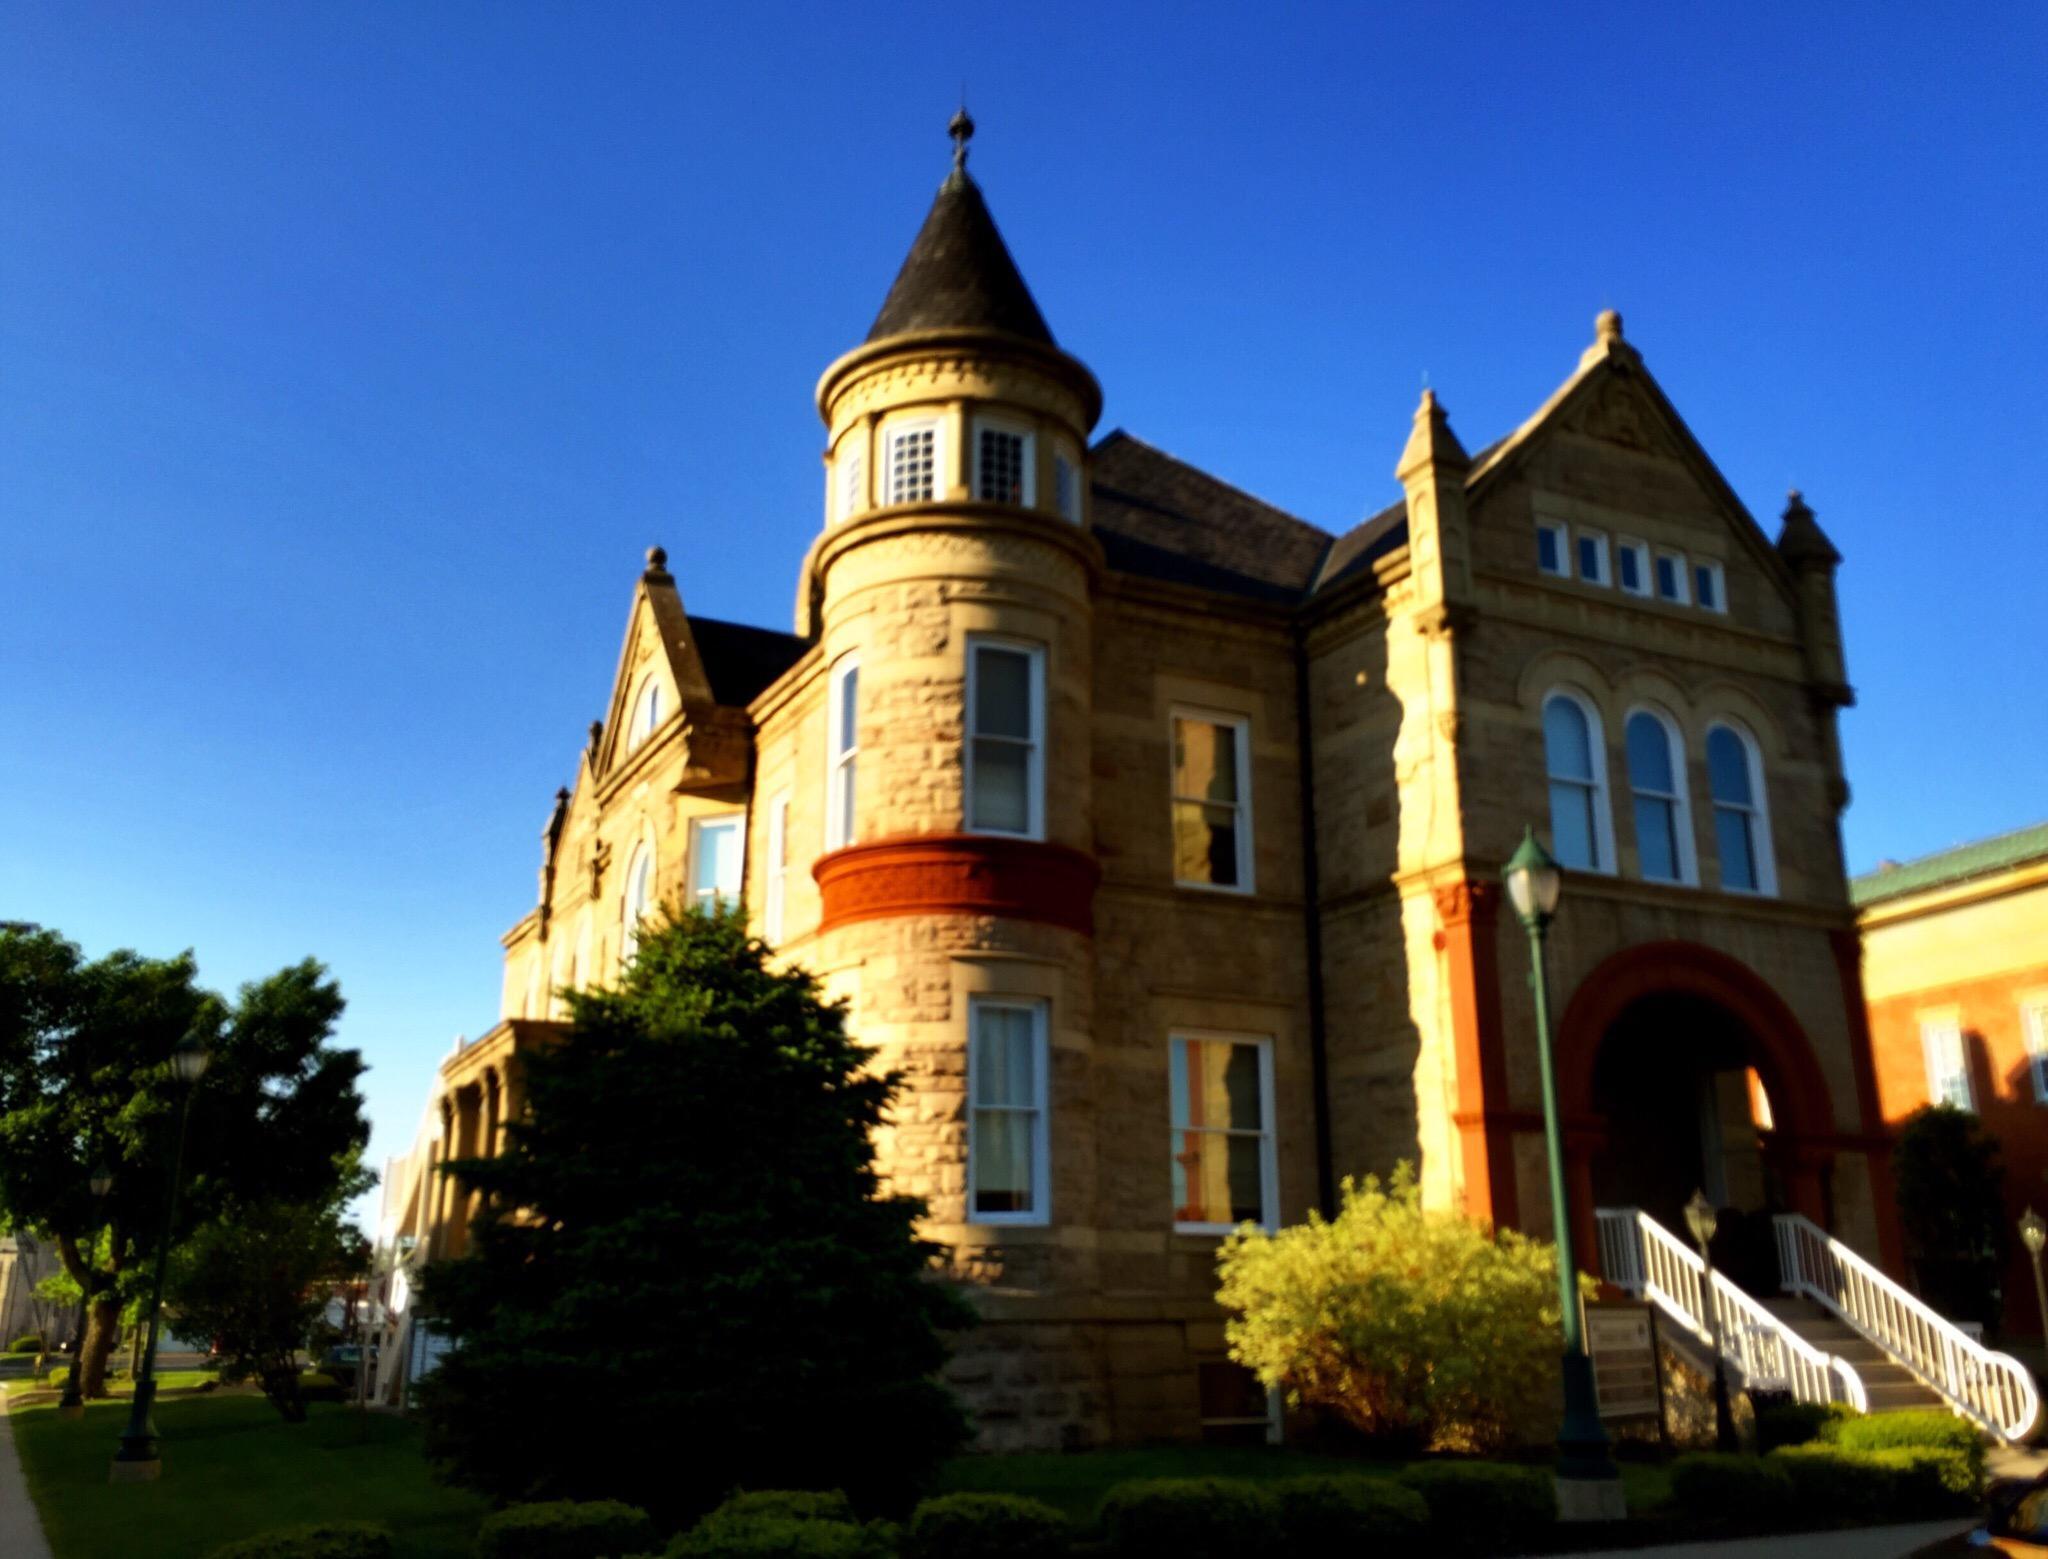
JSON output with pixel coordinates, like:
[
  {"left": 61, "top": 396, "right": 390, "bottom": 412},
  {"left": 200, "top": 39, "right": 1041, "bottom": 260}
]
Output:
[{"left": 80, "top": 1296, "right": 121, "bottom": 1398}]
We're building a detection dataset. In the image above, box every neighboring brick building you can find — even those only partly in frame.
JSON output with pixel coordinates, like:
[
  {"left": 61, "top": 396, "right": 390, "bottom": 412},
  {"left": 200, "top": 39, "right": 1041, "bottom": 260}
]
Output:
[
  {"left": 1855, "top": 822, "right": 2048, "bottom": 1344},
  {"left": 388, "top": 120, "right": 1899, "bottom": 1446}
]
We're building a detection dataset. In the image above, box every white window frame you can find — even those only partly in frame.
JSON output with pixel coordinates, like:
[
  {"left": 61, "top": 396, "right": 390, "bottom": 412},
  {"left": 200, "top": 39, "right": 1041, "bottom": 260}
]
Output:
[
  {"left": 1542, "top": 688, "right": 1618, "bottom": 875},
  {"left": 1537, "top": 517, "right": 1569, "bottom": 579},
  {"left": 688, "top": 813, "right": 744, "bottom": 913},
  {"left": 621, "top": 846, "right": 655, "bottom": 964},
  {"left": 838, "top": 440, "right": 866, "bottom": 522},
  {"left": 964, "top": 636, "right": 1045, "bottom": 840},
  {"left": 1169, "top": 707, "right": 1255, "bottom": 894},
  {"left": 826, "top": 656, "right": 859, "bottom": 850},
  {"left": 1704, "top": 720, "right": 1778, "bottom": 896},
  {"left": 1575, "top": 527, "right": 1612, "bottom": 587},
  {"left": 630, "top": 675, "right": 664, "bottom": 750},
  {"left": 763, "top": 790, "right": 791, "bottom": 944},
  {"left": 1053, "top": 451, "right": 1081, "bottom": 523},
  {"left": 1694, "top": 559, "right": 1728, "bottom": 614},
  {"left": 1617, "top": 537, "right": 1652, "bottom": 597},
  {"left": 2021, "top": 998, "right": 2048, "bottom": 1106},
  {"left": 973, "top": 416, "right": 1036, "bottom": 507},
  {"left": 1922, "top": 1017, "right": 1973, "bottom": 1112},
  {"left": 1169, "top": 1030, "right": 1278, "bottom": 1235},
  {"left": 883, "top": 419, "right": 941, "bottom": 506},
  {"left": 967, "top": 997, "right": 1051, "bottom": 1226},
  {"left": 1624, "top": 705, "right": 1698, "bottom": 886},
  {"left": 1655, "top": 548, "right": 1692, "bottom": 605}
]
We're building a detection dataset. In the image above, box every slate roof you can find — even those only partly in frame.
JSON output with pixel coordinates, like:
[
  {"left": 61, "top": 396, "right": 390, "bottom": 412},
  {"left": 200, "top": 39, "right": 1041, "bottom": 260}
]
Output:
[
  {"left": 690, "top": 617, "right": 810, "bottom": 708},
  {"left": 1851, "top": 820, "right": 2048, "bottom": 907},
  {"left": 1088, "top": 431, "right": 1336, "bottom": 604},
  {"left": 867, "top": 172, "right": 1055, "bottom": 346}
]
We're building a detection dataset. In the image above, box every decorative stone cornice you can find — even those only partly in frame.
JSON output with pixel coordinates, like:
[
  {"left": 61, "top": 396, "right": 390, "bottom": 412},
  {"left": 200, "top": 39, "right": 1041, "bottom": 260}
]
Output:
[{"left": 814, "top": 833, "right": 1102, "bottom": 937}]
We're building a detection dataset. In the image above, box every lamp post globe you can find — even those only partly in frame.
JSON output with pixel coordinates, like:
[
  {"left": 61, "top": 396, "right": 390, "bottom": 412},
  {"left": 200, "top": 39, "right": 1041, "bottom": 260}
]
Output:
[
  {"left": 1684, "top": 1188, "right": 1718, "bottom": 1249},
  {"left": 1685, "top": 1187, "right": 1739, "bottom": 1453},
  {"left": 2022, "top": 1208, "right": 2048, "bottom": 1351},
  {"left": 170, "top": 1037, "right": 210, "bottom": 1086},
  {"left": 1503, "top": 824, "right": 1621, "bottom": 1519}
]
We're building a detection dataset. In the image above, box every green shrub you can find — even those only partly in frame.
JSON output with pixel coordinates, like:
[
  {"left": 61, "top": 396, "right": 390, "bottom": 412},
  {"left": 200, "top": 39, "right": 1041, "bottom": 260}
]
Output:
[
  {"left": 1755, "top": 1400, "right": 1861, "bottom": 1452},
  {"left": 714, "top": 1492, "right": 856, "bottom": 1525},
  {"left": 476, "top": 1500, "right": 657, "bottom": 1559},
  {"left": 8, "top": 1333, "right": 43, "bottom": 1353},
  {"left": 208, "top": 1523, "right": 394, "bottom": 1559},
  {"left": 668, "top": 1514, "right": 891, "bottom": 1558},
  {"left": 1218, "top": 1166, "right": 1586, "bottom": 1452},
  {"left": 1767, "top": 1445, "right": 1898, "bottom": 1523},
  {"left": 1833, "top": 1409, "right": 1985, "bottom": 1481},
  {"left": 1395, "top": 1463, "right": 1552, "bottom": 1554},
  {"left": 1274, "top": 1476, "right": 1428, "bottom": 1553},
  {"left": 1096, "top": 1479, "right": 1277, "bottom": 1559},
  {"left": 1667, "top": 1454, "right": 1796, "bottom": 1530},
  {"left": 297, "top": 1370, "right": 345, "bottom": 1404},
  {"left": 904, "top": 1493, "right": 1067, "bottom": 1559},
  {"left": 1868, "top": 1448, "right": 1980, "bottom": 1515}
]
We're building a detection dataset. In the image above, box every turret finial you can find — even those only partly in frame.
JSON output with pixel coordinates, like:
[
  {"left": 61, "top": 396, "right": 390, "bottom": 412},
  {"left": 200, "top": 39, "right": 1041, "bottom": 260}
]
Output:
[{"left": 949, "top": 105, "right": 975, "bottom": 174}]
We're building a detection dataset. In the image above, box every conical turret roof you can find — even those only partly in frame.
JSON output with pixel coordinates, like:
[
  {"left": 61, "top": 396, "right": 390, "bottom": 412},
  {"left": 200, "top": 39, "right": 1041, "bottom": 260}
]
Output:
[{"left": 866, "top": 166, "right": 1055, "bottom": 346}]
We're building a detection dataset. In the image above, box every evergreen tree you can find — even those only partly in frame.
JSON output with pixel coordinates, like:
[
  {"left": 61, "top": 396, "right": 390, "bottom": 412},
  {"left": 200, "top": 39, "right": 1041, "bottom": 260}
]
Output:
[
  {"left": 1893, "top": 1103, "right": 2007, "bottom": 1330},
  {"left": 418, "top": 908, "right": 970, "bottom": 1521}
]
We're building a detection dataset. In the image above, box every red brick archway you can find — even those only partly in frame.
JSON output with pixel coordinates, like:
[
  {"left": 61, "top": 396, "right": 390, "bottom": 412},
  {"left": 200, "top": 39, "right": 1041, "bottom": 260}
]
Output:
[{"left": 1552, "top": 940, "right": 1838, "bottom": 1275}]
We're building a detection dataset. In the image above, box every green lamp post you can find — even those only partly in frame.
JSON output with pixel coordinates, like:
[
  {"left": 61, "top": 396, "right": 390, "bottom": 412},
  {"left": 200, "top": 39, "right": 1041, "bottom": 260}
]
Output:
[
  {"left": 1503, "top": 826, "right": 1624, "bottom": 1520},
  {"left": 1685, "top": 1189, "right": 1740, "bottom": 1452},
  {"left": 110, "top": 1035, "right": 209, "bottom": 1482},
  {"left": 57, "top": 1164, "right": 114, "bottom": 1419}
]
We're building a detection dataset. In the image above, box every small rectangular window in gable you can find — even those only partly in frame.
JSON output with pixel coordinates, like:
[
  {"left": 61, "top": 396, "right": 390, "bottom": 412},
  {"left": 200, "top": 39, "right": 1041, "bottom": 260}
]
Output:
[
  {"left": 1617, "top": 538, "right": 1651, "bottom": 596},
  {"left": 886, "top": 424, "right": 937, "bottom": 505},
  {"left": 1537, "top": 518, "right": 1568, "bottom": 577},
  {"left": 1694, "top": 560, "right": 1727, "bottom": 613},
  {"left": 1577, "top": 528, "right": 1611, "bottom": 586},
  {"left": 1655, "top": 550, "right": 1690, "bottom": 604}
]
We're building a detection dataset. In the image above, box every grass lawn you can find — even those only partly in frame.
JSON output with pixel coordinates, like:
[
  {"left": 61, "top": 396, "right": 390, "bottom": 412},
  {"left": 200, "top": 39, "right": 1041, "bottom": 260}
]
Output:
[
  {"left": 936, "top": 1443, "right": 1673, "bottom": 1523},
  {"left": 12, "top": 1394, "right": 488, "bottom": 1559}
]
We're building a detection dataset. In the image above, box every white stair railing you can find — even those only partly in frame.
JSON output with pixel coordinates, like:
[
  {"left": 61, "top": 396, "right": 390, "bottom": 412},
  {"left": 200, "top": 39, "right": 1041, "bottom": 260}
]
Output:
[
  {"left": 1597, "top": 1207, "right": 1867, "bottom": 1411},
  {"left": 1774, "top": 1213, "right": 2040, "bottom": 1442}
]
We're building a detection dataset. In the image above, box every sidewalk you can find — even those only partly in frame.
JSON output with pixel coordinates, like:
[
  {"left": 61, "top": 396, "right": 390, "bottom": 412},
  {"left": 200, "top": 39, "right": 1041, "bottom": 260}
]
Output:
[
  {"left": 1538, "top": 1519, "right": 1974, "bottom": 1559},
  {"left": 0, "top": 1405, "right": 55, "bottom": 1559}
]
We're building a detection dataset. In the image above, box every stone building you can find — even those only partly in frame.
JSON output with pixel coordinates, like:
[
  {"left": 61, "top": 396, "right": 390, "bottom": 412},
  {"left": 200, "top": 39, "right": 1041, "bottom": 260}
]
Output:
[
  {"left": 1855, "top": 821, "right": 2048, "bottom": 1345},
  {"left": 390, "top": 121, "right": 1900, "bottom": 1446}
]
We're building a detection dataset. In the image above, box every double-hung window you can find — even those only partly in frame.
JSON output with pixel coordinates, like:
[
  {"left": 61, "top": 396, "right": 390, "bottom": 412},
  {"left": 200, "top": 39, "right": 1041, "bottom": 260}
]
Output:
[
  {"left": 975, "top": 420, "right": 1033, "bottom": 506},
  {"left": 826, "top": 657, "right": 859, "bottom": 849},
  {"left": 689, "top": 815, "right": 743, "bottom": 913},
  {"left": 2023, "top": 1000, "right": 2048, "bottom": 1105},
  {"left": 969, "top": 998, "right": 1049, "bottom": 1223},
  {"left": 885, "top": 422, "right": 938, "bottom": 505},
  {"left": 1625, "top": 709, "right": 1692, "bottom": 884},
  {"left": 1543, "top": 692, "right": 1611, "bottom": 872},
  {"left": 1922, "top": 1018, "right": 1972, "bottom": 1111},
  {"left": 1170, "top": 1033, "right": 1275, "bottom": 1232},
  {"left": 763, "top": 792, "right": 791, "bottom": 943},
  {"left": 1705, "top": 723, "right": 1774, "bottom": 894},
  {"left": 1171, "top": 711, "right": 1253, "bottom": 891},
  {"left": 1536, "top": 517, "right": 1569, "bottom": 578},
  {"left": 966, "top": 638, "right": 1043, "bottom": 837}
]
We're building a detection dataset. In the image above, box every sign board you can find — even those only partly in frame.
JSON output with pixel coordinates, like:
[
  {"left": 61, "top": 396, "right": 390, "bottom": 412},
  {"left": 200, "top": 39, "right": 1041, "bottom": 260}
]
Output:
[{"left": 1585, "top": 1300, "right": 1664, "bottom": 1422}]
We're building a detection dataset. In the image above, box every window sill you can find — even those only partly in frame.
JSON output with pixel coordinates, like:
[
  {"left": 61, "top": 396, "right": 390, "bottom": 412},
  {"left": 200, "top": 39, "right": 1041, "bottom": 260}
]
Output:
[
  {"left": 1172, "top": 879, "right": 1257, "bottom": 898},
  {"left": 1174, "top": 1221, "right": 1267, "bottom": 1238}
]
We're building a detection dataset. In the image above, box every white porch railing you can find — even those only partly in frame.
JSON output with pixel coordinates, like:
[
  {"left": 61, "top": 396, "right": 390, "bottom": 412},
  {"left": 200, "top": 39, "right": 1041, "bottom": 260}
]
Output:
[
  {"left": 1774, "top": 1212, "right": 2040, "bottom": 1442},
  {"left": 1597, "top": 1207, "right": 1867, "bottom": 1411}
]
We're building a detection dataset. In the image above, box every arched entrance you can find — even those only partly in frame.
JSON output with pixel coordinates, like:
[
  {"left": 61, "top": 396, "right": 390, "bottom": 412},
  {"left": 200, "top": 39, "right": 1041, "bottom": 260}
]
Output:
[{"left": 1555, "top": 942, "right": 1836, "bottom": 1284}]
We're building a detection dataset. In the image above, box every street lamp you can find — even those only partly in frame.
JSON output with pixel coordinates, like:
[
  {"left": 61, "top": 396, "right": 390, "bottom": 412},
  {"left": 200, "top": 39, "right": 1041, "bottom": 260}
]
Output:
[
  {"left": 57, "top": 1165, "right": 114, "bottom": 1419},
  {"left": 110, "top": 1036, "right": 209, "bottom": 1482},
  {"left": 1685, "top": 1189, "right": 1740, "bottom": 1452},
  {"left": 1503, "top": 827, "right": 1623, "bottom": 1520},
  {"left": 2020, "top": 1208, "right": 2047, "bottom": 1353}
]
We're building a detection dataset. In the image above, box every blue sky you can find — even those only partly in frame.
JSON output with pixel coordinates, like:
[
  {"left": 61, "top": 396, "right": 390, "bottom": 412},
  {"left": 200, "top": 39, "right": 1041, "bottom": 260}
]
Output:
[{"left": 5, "top": 3, "right": 2044, "bottom": 1218}]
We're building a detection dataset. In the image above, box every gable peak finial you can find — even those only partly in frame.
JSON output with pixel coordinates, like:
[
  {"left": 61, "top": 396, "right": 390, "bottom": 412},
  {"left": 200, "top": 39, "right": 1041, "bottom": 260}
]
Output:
[
  {"left": 949, "top": 104, "right": 975, "bottom": 174},
  {"left": 644, "top": 544, "right": 669, "bottom": 578},
  {"left": 1596, "top": 308, "right": 1623, "bottom": 343}
]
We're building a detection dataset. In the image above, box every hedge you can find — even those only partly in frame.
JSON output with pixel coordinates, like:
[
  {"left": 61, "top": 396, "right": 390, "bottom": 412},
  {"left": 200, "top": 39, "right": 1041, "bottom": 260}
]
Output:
[
  {"left": 8, "top": 1333, "right": 44, "bottom": 1354},
  {"left": 1275, "top": 1476, "right": 1428, "bottom": 1553},
  {"left": 207, "top": 1524, "right": 394, "bottom": 1559},
  {"left": 1395, "top": 1463, "right": 1552, "bottom": 1555},
  {"left": 1767, "top": 1445, "right": 1900, "bottom": 1523},
  {"left": 475, "top": 1501, "right": 656, "bottom": 1559},
  {"left": 1833, "top": 1409, "right": 1985, "bottom": 1481},
  {"left": 1095, "top": 1478, "right": 1277, "bottom": 1559},
  {"left": 903, "top": 1493, "right": 1068, "bottom": 1559},
  {"left": 668, "top": 1515, "right": 891, "bottom": 1559},
  {"left": 1667, "top": 1454, "right": 1797, "bottom": 1529},
  {"left": 1754, "top": 1400, "right": 1861, "bottom": 1452},
  {"left": 1867, "top": 1448, "right": 1981, "bottom": 1514},
  {"left": 712, "top": 1492, "right": 856, "bottom": 1525},
  {"left": 298, "top": 1371, "right": 346, "bottom": 1404}
]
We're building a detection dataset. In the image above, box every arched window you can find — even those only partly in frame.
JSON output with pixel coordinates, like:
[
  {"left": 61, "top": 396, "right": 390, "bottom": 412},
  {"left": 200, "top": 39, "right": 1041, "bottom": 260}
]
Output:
[
  {"left": 1542, "top": 691, "right": 1612, "bottom": 872},
  {"left": 629, "top": 676, "right": 663, "bottom": 751},
  {"left": 1706, "top": 723, "right": 1775, "bottom": 894},
  {"left": 621, "top": 843, "right": 655, "bottom": 964},
  {"left": 1625, "top": 709, "right": 1695, "bottom": 885}
]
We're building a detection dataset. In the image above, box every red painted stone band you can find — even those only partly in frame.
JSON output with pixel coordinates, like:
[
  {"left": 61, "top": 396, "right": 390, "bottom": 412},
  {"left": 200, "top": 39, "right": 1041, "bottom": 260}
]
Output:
[{"left": 813, "top": 834, "right": 1102, "bottom": 936}]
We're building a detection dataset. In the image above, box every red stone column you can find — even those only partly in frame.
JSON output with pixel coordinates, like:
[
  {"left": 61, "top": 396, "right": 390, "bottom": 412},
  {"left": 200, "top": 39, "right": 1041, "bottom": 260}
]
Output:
[{"left": 1436, "top": 880, "right": 1520, "bottom": 1230}]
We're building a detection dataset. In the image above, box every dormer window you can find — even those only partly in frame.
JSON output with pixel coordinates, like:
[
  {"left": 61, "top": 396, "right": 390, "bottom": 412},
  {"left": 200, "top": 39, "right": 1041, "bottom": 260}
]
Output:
[
  {"left": 1054, "top": 453, "right": 1081, "bottom": 523},
  {"left": 975, "top": 420, "right": 1034, "bottom": 506},
  {"left": 885, "top": 422, "right": 938, "bottom": 505},
  {"left": 629, "top": 676, "right": 663, "bottom": 750}
]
